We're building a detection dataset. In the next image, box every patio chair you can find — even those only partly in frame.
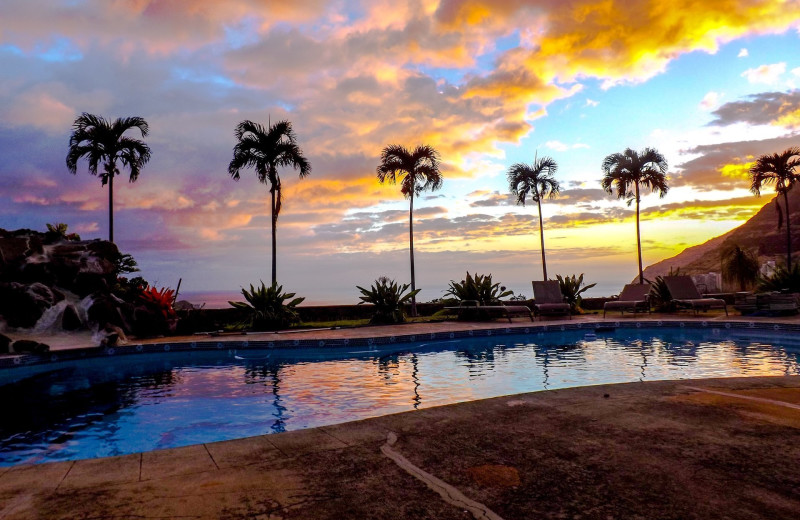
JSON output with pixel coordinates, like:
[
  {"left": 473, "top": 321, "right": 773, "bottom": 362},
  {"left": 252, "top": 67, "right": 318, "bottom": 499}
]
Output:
[
  {"left": 531, "top": 281, "right": 571, "bottom": 319},
  {"left": 663, "top": 276, "right": 727, "bottom": 316},
  {"left": 603, "top": 283, "right": 651, "bottom": 318}
]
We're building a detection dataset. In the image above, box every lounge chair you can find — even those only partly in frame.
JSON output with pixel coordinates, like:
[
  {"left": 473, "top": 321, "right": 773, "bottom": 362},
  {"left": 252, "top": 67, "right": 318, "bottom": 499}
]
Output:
[
  {"left": 663, "top": 276, "right": 728, "bottom": 316},
  {"left": 531, "top": 281, "right": 571, "bottom": 319},
  {"left": 603, "top": 283, "right": 651, "bottom": 318},
  {"left": 444, "top": 300, "right": 534, "bottom": 322}
]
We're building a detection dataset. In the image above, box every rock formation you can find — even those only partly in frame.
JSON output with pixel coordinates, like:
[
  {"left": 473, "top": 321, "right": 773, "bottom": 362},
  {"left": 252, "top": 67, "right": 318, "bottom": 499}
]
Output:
[{"left": 0, "top": 228, "right": 174, "bottom": 340}]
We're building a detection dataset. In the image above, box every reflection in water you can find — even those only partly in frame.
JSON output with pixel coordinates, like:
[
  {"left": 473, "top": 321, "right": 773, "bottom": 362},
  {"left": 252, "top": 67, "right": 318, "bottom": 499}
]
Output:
[{"left": 1, "top": 327, "right": 800, "bottom": 465}]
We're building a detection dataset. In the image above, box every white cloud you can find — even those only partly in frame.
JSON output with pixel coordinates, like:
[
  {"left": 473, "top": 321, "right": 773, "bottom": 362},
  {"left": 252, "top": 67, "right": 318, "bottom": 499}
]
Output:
[
  {"left": 585, "top": 98, "right": 599, "bottom": 107},
  {"left": 699, "top": 91, "right": 721, "bottom": 111},
  {"left": 737, "top": 48, "right": 749, "bottom": 58},
  {"left": 545, "top": 140, "right": 569, "bottom": 151},
  {"left": 741, "top": 62, "right": 786, "bottom": 84}
]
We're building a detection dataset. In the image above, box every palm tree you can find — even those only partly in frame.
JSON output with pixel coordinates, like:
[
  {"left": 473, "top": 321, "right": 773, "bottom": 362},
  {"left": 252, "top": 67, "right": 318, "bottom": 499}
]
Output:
[
  {"left": 229, "top": 120, "right": 311, "bottom": 285},
  {"left": 601, "top": 147, "right": 669, "bottom": 284},
  {"left": 749, "top": 147, "right": 800, "bottom": 270},
  {"left": 376, "top": 144, "right": 442, "bottom": 316},
  {"left": 507, "top": 156, "right": 560, "bottom": 280},
  {"left": 66, "top": 113, "right": 151, "bottom": 243},
  {"left": 720, "top": 244, "right": 760, "bottom": 291}
]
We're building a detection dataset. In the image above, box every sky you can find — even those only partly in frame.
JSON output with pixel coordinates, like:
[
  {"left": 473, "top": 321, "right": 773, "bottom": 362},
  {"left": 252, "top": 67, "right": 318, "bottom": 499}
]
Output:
[{"left": 1, "top": 1, "right": 800, "bottom": 306}]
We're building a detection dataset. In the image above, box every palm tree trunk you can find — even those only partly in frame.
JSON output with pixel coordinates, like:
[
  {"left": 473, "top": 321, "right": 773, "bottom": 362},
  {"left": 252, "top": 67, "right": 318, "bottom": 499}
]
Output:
[
  {"left": 537, "top": 198, "right": 547, "bottom": 280},
  {"left": 271, "top": 188, "right": 277, "bottom": 286},
  {"left": 635, "top": 183, "right": 643, "bottom": 284},
  {"left": 108, "top": 169, "right": 114, "bottom": 243},
  {"left": 409, "top": 190, "right": 417, "bottom": 317},
  {"left": 784, "top": 190, "right": 792, "bottom": 269}
]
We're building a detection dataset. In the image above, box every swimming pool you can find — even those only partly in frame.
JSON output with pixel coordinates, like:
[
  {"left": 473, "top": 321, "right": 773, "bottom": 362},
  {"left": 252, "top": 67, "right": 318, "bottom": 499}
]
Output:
[{"left": 2, "top": 323, "right": 799, "bottom": 466}]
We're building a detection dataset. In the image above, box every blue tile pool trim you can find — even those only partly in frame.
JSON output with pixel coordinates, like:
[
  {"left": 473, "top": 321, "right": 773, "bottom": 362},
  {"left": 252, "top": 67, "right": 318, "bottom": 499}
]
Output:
[{"left": 2, "top": 319, "right": 800, "bottom": 369}]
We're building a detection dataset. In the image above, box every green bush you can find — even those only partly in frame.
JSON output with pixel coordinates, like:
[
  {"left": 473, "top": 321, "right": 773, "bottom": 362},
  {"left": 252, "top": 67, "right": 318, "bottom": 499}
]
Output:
[
  {"left": 445, "top": 272, "right": 513, "bottom": 305},
  {"left": 357, "top": 277, "right": 420, "bottom": 324},
  {"left": 555, "top": 273, "right": 596, "bottom": 313},
  {"left": 229, "top": 282, "right": 305, "bottom": 331}
]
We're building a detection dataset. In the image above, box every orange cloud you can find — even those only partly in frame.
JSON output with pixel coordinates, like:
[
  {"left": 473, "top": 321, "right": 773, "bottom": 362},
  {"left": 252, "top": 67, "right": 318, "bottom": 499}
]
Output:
[{"left": 458, "top": 0, "right": 800, "bottom": 102}]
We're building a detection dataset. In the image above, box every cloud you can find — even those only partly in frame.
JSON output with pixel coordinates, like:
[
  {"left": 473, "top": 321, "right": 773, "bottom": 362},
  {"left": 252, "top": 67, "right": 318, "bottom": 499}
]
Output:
[
  {"left": 738, "top": 48, "right": 749, "bottom": 57},
  {"left": 699, "top": 91, "right": 721, "bottom": 111},
  {"left": 710, "top": 90, "right": 800, "bottom": 129},
  {"left": 544, "top": 140, "right": 590, "bottom": 152},
  {"left": 741, "top": 62, "right": 786, "bottom": 84},
  {"left": 457, "top": 0, "right": 800, "bottom": 100},
  {"left": 673, "top": 134, "right": 800, "bottom": 190},
  {"left": 585, "top": 98, "right": 599, "bottom": 107}
]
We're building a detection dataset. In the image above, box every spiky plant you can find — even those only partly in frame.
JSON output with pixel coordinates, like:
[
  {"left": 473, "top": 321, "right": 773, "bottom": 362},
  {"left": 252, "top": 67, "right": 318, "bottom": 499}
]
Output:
[
  {"left": 357, "top": 277, "right": 420, "bottom": 324},
  {"left": 647, "top": 267, "right": 681, "bottom": 312},
  {"left": 445, "top": 272, "right": 513, "bottom": 305},
  {"left": 229, "top": 281, "right": 305, "bottom": 331},
  {"left": 139, "top": 286, "right": 177, "bottom": 319},
  {"left": 758, "top": 264, "right": 800, "bottom": 293},
  {"left": 555, "top": 274, "right": 596, "bottom": 313}
]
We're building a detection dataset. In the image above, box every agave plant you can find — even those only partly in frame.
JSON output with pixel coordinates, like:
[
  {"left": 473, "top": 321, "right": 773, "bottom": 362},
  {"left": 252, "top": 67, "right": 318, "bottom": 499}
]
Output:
[
  {"left": 357, "top": 277, "right": 420, "bottom": 324},
  {"left": 229, "top": 282, "right": 305, "bottom": 331},
  {"left": 445, "top": 272, "right": 513, "bottom": 305},
  {"left": 647, "top": 267, "right": 680, "bottom": 312},
  {"left": 758, "top": 264, "right": 800, "bottom": 293},
  {"left": 555, "top": 274, "right": 596, "bottom": 313}
]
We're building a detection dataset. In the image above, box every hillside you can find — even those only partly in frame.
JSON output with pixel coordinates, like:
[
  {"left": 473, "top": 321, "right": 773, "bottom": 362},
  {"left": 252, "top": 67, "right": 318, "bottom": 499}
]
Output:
[{"left": 642, "top": 186, "right": 800, "bottom": 284}]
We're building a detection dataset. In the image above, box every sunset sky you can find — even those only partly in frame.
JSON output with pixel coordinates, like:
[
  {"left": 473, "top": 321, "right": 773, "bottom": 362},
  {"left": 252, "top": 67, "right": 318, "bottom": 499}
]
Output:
[{"left": 1, "top": 1, "right": 800, "bottom": 305}]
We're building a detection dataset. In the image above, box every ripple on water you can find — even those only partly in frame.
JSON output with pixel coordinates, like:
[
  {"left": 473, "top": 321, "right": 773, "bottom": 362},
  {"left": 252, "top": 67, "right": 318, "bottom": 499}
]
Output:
[{"left": 1, "top": 327, "right": 799, "bottom": 465}]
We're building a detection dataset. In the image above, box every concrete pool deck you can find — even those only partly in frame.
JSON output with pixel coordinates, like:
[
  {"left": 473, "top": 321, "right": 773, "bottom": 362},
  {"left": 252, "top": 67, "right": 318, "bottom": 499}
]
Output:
[{"left": 2, "top": 313, "right": 800, "bottom": 519}]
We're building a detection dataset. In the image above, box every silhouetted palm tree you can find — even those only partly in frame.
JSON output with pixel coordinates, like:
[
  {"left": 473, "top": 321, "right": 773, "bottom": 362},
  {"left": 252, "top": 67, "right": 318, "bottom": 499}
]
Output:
[
  {"left": 229, "top": 120, "right": 311, "bottom": 285},
  {"left": 376, "top": 144, "right": 442, "bottom": 316},
  {"left": 508, "top": 156, "right": 560, "bottom": 280},
  {"left": 601, "top": 147, "right": 669, "bottom": 284},
  {"left": 720, "top": 244, "right": 760, "bottom": 291},
  {"left": 749, "top": 147, "right": 800, "bottom": 270},
  {"left": 66, "top": 113, "right": 151, "bottom": 243}
]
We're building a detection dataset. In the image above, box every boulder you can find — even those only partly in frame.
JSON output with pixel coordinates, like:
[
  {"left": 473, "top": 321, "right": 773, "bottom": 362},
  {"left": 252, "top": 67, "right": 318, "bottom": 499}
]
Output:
[
  {"left": 0, "top": 283, "right": 46, "bottom": 328},
  {"left": 11, "top": 339, "right": 50, "bottom": 355},
  {"left": 0, "top": 229, "right": 125, "bottom": 332},
  {"left": 0, "top": 333, "right": 11, "bottom": 354},
  {"left": 61, "top": 304, "right": 82, "bottom": 331}
]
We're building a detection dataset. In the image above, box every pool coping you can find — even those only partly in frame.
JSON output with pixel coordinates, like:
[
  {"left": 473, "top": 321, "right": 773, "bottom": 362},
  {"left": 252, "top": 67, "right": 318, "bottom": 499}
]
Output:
[{"left": 3, "top": 317, "right": 799, "bottom": 369}]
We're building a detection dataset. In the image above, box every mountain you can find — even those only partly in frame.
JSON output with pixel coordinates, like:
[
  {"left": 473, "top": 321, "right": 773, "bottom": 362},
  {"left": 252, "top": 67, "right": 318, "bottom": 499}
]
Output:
[{"left": 642, "top": 186, "right": 800, "bottom": 286}]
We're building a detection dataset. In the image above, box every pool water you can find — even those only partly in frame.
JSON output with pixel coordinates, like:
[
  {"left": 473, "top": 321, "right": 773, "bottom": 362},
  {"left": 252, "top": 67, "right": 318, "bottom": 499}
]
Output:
[{"left": 2, "top": 327, "right": 799, "bottom": 466}]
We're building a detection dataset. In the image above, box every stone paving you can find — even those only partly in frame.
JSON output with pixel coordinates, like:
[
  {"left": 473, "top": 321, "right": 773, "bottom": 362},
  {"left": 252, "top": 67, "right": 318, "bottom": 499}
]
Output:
[{"left": 2, "top": 312, "right": 800, "bottom": 519}]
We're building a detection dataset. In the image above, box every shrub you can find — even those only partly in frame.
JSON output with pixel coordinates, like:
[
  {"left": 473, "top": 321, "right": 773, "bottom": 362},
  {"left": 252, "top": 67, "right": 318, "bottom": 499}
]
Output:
[
  {"left": 131, "top": 285, "right": 178, "bottom": 337},
  {"left": 229, "top": 282, "right": 305, "bottom": 331},
  {"left": 139, "top": 286, "right": 177, "bottom": 320},
  {"left": 758, "top": 264, "right": 800, "bottom": 293},
  {"left": 445, "top": 272, "right": 513, "bottom": 305},
  {"left": 45, "top": 222, "right": 80, "bottom": 241},
  {"left": 555, "top": 273, "right": 596, "bottom": 313},
  {"left": 644, "top": 267, "right": 682, "bottom": 312},
  {"left": 113, "top": 275, "right": 148, "bottom": 303},
  {"left": 357, "top": 277, "right": 420, "bottom": 324}
]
